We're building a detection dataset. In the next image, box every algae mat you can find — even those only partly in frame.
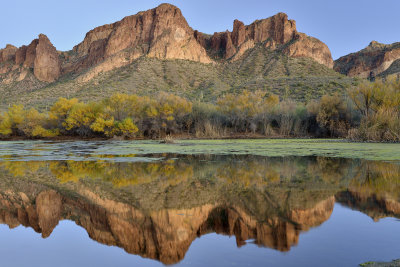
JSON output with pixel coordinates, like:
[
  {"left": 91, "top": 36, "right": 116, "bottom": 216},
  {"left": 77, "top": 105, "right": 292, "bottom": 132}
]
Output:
[{"left": 0, "top": 139, "right": 400, "bottom": 162}]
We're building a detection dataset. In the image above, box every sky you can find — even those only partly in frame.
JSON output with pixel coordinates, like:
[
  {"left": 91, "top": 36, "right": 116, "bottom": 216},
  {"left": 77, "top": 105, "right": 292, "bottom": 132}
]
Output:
[{"left": 1, "top": 0, "right": 399, "bottom": 59}]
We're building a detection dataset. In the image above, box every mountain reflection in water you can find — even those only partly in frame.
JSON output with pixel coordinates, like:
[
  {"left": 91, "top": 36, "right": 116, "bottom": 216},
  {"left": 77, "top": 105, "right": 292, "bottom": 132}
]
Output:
[{"left": 0, "top": 155, "right": 399, "bottom": 265}]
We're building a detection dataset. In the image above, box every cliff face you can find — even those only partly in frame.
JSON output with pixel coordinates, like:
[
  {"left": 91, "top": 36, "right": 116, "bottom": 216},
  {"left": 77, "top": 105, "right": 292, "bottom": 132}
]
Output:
[
  {"left": 33, "top": 34, "right": 61, "bottom": 82},
  {"left": 283, "top": 33, "right": 334, "bottom": 68},
  {"left": 0, "top": 35, "right": 60, "bottom": 82},
  {"left": 0, "top": 44, "right": 18, "bottom": 62},
  {"left": 334, "top": 41, "right": 400, "bottom": 78},
  {"left": 71, "top": 7, "right": 333, "bottom": 69},
  {"left": 74, "top": 3, "right": 211, "bottom": 63},
  {"left": 0, "top": 3, "right": 335, "bottom": 86},
  {"left": 199, "top": 13, "right": 333, "bottom": 68},
  {"left": 66, "top": 3, "right": 212, "bottom": 79}
]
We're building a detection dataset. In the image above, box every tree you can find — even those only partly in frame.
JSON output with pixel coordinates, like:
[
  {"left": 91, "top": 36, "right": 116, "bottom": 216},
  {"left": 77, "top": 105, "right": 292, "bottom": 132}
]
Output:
[
  {"left": 315, "top": 94, "right": 349, "bottom": 136},
  {"left": 49, "top": 98, "right": 80, "bottom": 132},
  {"left": 63, "top": 102, "right": 102, "bottom": 137},
  {"left": 0, "top": 105, "right": 25, "bottom": 136},
  {"left": 217, "top": 90, "right": 279, "bottom": 133}
]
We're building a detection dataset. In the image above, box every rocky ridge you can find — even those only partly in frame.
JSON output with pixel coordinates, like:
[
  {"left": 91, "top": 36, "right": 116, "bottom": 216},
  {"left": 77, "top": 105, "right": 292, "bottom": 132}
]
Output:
[
  {"left": 198, "top": 13, "right": 333, "bottom": 68},
  {"left": 334, "top": 41, "right": 400, "bottom": 78},
  {"left": 0, "top": 3, "right": 334, "bottom": 85}
]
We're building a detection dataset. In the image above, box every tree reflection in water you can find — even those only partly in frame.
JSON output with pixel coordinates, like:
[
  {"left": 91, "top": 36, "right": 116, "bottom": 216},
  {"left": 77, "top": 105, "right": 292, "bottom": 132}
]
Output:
[{"left": 0, "top": 155, "right": 399, "bottom": 264}]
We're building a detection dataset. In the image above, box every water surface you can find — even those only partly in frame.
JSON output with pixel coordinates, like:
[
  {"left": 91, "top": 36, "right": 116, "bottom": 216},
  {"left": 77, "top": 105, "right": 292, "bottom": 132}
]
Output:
[{"left": 0, "top": 140, "right": 399, "bottom": 266}]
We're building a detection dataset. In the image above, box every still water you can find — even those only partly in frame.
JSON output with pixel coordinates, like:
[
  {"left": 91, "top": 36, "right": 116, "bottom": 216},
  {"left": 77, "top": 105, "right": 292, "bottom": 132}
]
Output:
[{"left": 0, "top": 140, "right": 399, "bottom": 267}]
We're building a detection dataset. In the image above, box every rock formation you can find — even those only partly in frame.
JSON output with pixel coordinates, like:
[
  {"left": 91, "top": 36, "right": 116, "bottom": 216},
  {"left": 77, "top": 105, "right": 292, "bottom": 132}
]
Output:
[
  {"left": 15, "top": 45, "right": 27, "bottom": 65},
  {"left": 198, "top": 12, "right": 333, "bottom": 68},
  {"left": 283, "top": 33, "right": 334, "bottom": 68},
  {"left": 70, "top": 3, "right": 212, "bottom": 74},
  {"left": 334, "top": 41, "right": 400, "bottom": 78},
  {"left": 0, "top": 35, "right": 59, "bottom": 82},
  {"left": 24, "top": 39, "right": 39, "bottom": 68},
  {"left": 0, "top": 44, "right": 17, "bottom": 63},
  {"left": 0, "top": 3, "right": 335, "bottom": 86},
  {"left": 33, "top": 34, "right": 61, "bottom": 82}
]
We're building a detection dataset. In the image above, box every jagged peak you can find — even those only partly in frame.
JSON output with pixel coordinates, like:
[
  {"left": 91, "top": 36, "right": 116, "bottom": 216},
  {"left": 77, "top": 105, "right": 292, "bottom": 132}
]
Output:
[
  {"left": 366, "top": 40, "right": 387, "bottom": 50},
  {"left": 38, "top": 33, "right": 49, "bottom": 39},
  {"left": 369, "top": 40, "right": 382, "bottom": 47},
  {"left": 250, "top": 12, "right": 294, "bottom": 25},
  {"left": 2, "top": 44, "right": 17, "bottom": 50},
  {"left": 155, "top": 3, "right": 180, "bottom": 10},
  {"left": 135, "top": 3, "right": 182, "bottom": 17}
]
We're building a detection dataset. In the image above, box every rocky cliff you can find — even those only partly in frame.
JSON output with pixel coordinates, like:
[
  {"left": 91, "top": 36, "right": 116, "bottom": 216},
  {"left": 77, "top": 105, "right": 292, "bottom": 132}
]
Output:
[
  {"left": 34, "top": 34, "right": 61, "bottom": 82},
  {"left": 0, "top": 3, "right": 335, "bottom": 87},
  {"left": 0, "top": 35, "right": 60, "bottom": 82},
  {"left": 334, "top": 41, "right": 400, "bottom": 78},
  {"left": 199, "top": 13, "right": 333, "bottom": 68}
]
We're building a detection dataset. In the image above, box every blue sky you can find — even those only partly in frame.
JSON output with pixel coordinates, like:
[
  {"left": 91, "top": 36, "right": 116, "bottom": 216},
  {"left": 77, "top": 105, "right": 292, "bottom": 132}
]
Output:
[{"left": 1, "top": 0, "right": 399, "bottom": 59}]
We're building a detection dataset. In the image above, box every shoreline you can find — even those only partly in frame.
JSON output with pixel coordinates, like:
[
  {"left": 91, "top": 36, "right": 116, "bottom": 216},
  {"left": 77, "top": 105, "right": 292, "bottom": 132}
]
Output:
[{"left": 0, "top": 135, "right": 398, "bottom": 144}]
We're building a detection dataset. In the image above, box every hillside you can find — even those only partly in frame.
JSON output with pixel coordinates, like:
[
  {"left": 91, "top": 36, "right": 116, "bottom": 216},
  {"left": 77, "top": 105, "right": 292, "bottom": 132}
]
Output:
[
  {"left": 0, "top": 3, "right": 359, "bottom": 110},
  {"left": 334, "top": 41, "right": 400, "bottom": 78},
  {"left": 1, "top": 48, "right": 356, "bottom": 109}
]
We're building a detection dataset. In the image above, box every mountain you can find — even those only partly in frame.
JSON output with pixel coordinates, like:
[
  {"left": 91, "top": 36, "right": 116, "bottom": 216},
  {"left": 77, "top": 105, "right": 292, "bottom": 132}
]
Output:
[
  {"left": 0, "top": 3, "right": 356, "bottom": 109},
  {"left": 334, "top": 41, "right": 400, "bottom": 78}
]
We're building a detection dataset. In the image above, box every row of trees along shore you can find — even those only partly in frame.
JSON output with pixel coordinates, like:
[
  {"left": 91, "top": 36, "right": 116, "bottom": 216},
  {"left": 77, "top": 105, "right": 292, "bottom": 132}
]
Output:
[{"left": 0, "top": 78, "right": 399, "bottom": 142}]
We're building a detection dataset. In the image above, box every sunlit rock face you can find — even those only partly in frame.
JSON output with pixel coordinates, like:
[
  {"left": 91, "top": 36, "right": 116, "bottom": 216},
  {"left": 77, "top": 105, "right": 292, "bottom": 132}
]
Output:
[
  {"left": 70, "top": 5, "right": 333, "bottom": 71},
  {"left": 197, "top": 12, "right": 333, "bottom": 67},
  {"left": 67, "top": 3, "right": 213, "bottom": 81},
  {"left": 334, "top": 41, "right": 400, "bottom": 78},
  {"left": 0, "top": 3, "right": 334, "bottom": 86},
  {"left": 0, "top": 35, "right": 60, "bottom": 82},
  {"left": 33, "top": 34, "right": 61, "bottom": 82}
]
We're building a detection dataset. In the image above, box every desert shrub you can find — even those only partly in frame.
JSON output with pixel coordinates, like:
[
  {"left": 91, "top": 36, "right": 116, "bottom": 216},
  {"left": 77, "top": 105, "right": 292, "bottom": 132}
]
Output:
[
  {"left": 348, "top": 78, "right": 400, "bottom": 141},
  {"left": 63, "top": 102, "right": 102, "bottom": 137},
  {"left": 217, "top": 90, "right": 279, "bottom": 133},
  {"left": 49, "top": 98, "right": 80, "bottom": 130},
  {"left": 0, "top": 105, "right": 53, "bottom": 138},
  {"left": 190, "top": 102, "right": 228, "bottom": 138},
  {"left": 351, "top": 107, "right": 400, "bottom": 142},
  {"left": 1, "top": 81, "right": 398, "bottom": 142},
  {"left": 139, "top": 92, "right": 192, "bottom": 137},
  {"left": 271, "top": 100, "right": 308, "bottom": 136},
  {"left": 315, "top": 94, "right": 350, "bottom": 137}
]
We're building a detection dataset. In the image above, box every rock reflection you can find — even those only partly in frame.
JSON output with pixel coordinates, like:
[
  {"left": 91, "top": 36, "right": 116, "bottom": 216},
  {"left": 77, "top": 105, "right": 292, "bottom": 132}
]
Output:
[{"left": 0, "top": 156, "right": 399, "bottom": 264}]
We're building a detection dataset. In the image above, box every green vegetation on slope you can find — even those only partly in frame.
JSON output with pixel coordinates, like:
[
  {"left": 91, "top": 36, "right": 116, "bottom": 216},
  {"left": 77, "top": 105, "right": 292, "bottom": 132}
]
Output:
[{"left": 0, "top": 46, "right": 359, "bottom": 110}]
